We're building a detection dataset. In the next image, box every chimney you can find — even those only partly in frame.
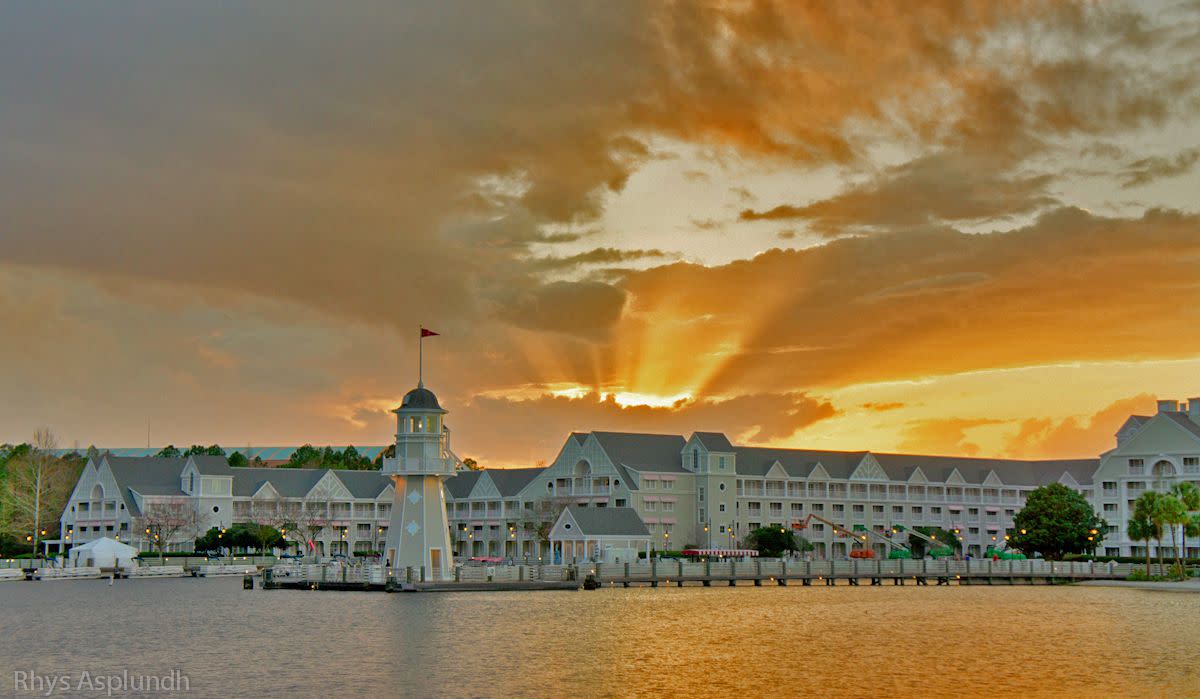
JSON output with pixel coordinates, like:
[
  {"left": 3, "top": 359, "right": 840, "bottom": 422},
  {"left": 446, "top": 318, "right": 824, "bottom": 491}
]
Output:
[
  {"left": 1189, "top": 398, "right": 1200, "bottom": 418},
  {"left": 1157, "top": 399, "right": 1180, "bottom": 414}
]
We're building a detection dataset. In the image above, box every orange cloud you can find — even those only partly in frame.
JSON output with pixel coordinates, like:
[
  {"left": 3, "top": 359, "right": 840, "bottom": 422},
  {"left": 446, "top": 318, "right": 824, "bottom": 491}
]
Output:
[{"left": 1003, "top": 394, "right": 1157, "bottom": 459}]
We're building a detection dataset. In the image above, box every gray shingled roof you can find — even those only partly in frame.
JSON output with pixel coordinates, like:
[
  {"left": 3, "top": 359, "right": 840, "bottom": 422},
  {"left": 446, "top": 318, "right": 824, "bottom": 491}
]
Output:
[
  {"left": 105, "top": 456, "right": 186, "bottom": 516},
  {"left": 593, "top": 432, "right": 687, "bottom": 472},
  {"left": 189, "top": 455, "right": 234, "bottom": 476},
  {"left": 730, "top": 445, "right": 1098, "bottom": 486},
  {"left": 613, "top": 463, "right": 639, "bottom": 491},
  {"left": 335, "top": 470, "right": 392, "bottom": 498},
  {"left": 694, "top": 432, "right": 735, "bottom": 452},
  {"left": 487, "top": 468, "right": 544, "bottom": 497},
  {"left": 561, "top": 505, "right": 649, "bottom": 537},
  {"left": 734, "top": 447, "right": 866, "bottom": 479},
  {"left": 870, "top": 453, "right": 1097, "bottom": 486},
  {"left": 231, "top": 468, "right": 328, "bottom": 498},
  {"left": 444, "top": 470, "right": 482, "bottom": 499}
]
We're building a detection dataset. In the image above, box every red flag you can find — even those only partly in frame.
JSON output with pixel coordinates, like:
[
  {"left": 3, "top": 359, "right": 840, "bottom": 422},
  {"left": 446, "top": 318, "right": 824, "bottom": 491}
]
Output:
[{"left": 420, "top": 327, "right": 440, "bottom": 338}]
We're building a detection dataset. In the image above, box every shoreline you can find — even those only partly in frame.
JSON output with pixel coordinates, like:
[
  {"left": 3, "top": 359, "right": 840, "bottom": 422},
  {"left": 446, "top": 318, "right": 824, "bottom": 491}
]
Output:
[{"left": 1074, "top": 578, "right": 1200, "bottom": 592}]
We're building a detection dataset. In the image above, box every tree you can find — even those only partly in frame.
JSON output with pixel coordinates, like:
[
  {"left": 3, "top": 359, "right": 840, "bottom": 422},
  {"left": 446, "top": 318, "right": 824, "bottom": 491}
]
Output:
[
  {"left": 1186, "top": 514, "right": 1200, "bottom": 563},
  {"left": 521, "top": 497, "right": 566, "bottom": 552},
  {"left": 1133, "top": 491, "right": 1170, "bottom": 572},
  {"left": 277, "top": 497, "right": 329, "bottom": 560},
  {"left": 227, "top": 452, "right": 249, "bottom": 468},
  {"left": 1171, "top": 482, "right": 1200, "bottom": 562},
  {"left": 183, "top": 444, "right": 224, "bottom": 457},
  {"left": 137, "top": 498, "right": 200, "bottom": 559},
  {"left": 1010, "top": 483, "right": 1106, "bottom": 560},
  {"left": 155, "top": 445, "right": 182, "bottom": 458},
  {"left": 1160, "top": 495, "right": 1188, "bottom": 573},
  {"left": 462, "top": 458, "right": 483, "bottom": 471},
  {"left": 0, "top": 428, "right": 76, "bottom": 556},
  {"left": 1127, "top": 514, "right": 1157, "bottom": 578},
  {"left": 745, "top": 526, "right": 802, "bottom": 558},
  {"left": 285, "top": 445, "right": 323, "bottom": 469}
]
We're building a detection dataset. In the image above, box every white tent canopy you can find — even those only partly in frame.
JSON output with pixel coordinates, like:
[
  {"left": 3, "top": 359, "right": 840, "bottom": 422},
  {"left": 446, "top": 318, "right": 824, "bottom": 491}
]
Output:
[{"left": 68, "top": 537, "right": 139, "bottom": 569}]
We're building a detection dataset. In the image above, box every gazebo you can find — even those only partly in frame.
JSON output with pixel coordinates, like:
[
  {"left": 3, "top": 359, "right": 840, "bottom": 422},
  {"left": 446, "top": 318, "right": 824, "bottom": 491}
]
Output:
[
  {"left": 548, "top": 505, "right": 651, "bottom": 564},
  {"left": 67, "top": 537, "right": 138, "bottom": 569}
]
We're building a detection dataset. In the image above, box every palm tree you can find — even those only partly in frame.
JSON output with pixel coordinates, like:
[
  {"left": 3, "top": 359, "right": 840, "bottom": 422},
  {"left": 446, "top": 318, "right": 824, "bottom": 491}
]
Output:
[
  {"left": 1172, "top": 482, "right": 1200, "bottom": 562},
  {"left": 1160, "top": 495, "right": 1188, "bottom": 574},
  {"left": 1127, "top": 514, "right": 1156, "bottom": 578},
  {"left": 1133, "top": 491, "right": 1169, "bottom": 573}
]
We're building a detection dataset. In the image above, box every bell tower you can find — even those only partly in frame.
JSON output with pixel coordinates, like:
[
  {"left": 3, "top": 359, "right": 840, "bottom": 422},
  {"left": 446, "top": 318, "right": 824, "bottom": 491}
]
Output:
[{"left": 382, "top": 330, "right": 456, "bottom": 580}]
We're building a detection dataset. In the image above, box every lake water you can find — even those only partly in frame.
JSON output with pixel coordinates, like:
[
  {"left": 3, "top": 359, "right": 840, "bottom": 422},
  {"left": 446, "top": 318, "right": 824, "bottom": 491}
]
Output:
[{"left": 1, "top": 578, "right": 1197, "bottom": 698}]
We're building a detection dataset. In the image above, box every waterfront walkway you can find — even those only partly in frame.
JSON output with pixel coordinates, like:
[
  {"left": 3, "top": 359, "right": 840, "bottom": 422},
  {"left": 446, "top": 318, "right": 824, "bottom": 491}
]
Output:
[
  {"left": 261, "top": 559, "right": 1154, "bottom": 593},
  {"left": 1075, "top": 578, "right": 1200, "bottom": 592}
]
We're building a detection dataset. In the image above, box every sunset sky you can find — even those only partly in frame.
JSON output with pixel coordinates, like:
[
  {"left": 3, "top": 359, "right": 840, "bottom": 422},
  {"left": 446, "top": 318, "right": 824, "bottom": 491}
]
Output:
[{"left": 3, "top": 2, "right": 1200, "bottom": 466}]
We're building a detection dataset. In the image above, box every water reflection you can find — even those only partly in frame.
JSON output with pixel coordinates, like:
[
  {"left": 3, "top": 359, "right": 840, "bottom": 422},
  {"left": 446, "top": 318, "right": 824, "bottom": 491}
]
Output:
[{"left": 1, "top": 579, "right": 1197, "bottom": 697}]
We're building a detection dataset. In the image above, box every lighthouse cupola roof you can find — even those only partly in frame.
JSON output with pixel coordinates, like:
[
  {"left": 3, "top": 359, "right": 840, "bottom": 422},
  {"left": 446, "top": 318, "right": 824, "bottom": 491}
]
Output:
[{"left": 399, "top": 386, "right": 442, "bottom": 411}]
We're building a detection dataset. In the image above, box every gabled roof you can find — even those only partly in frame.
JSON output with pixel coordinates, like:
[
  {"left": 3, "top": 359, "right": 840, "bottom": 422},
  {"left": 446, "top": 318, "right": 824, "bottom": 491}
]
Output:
[
  {"left": 869, "top": 453, "right": 1097, "bottom": 487},
  {"left": 731, "top": 445, "right": 1097, "bottom": 486},
  {"left": 335, "top": 470, "right": 392, "bottom": 499},
  {"left": 558, "top": 505, "right": 649, "bottom": 537},
  {"left": 444, "top": 470, "right": 483, "bottom": 499},
  {"left": 104, "top": 456, "right": 187, "bottom": 515},
  {"left": 569, "top": 433, "right": 588, "bottom": 445},
  {"left": 487, "top": 468, "right": 544, "bottom": 497},
  {"left": 734, "top": 447, "right": 867, "bottom": 478},
  {"left": 613, "top": 463, "right": 639, "bottom": 491},
  {"left": 188, "top": 455, "right": 234, "bottom": 476},
  {"left": 592, "top": 432, "right": 687, "bottom": 472},
  {"left": 1162, "top": 411, "right": 1200, "bottom": 441},
  {"left": 693, "top": 432, "right": 734, "bottom": 452},
  {"left": 231, "top": 468, "right": 329, "bottom": 498}
]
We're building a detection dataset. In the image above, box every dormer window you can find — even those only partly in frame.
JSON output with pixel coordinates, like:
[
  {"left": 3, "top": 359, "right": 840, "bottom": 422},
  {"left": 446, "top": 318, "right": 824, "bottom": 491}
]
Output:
[{"left": 693, "top": 450, "right": 699, "bottom": 471}]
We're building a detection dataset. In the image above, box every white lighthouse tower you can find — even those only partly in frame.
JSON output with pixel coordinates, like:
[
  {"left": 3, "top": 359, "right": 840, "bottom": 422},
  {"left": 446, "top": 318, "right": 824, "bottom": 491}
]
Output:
[{"left": 382, "top": 334, "right": 456, "bottom": 580}]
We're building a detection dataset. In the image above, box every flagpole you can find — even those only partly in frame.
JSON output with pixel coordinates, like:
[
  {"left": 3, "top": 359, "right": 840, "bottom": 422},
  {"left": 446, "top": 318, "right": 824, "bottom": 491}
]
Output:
[{"left": 418, "top": 326, "right": 424, "bottom": 388}]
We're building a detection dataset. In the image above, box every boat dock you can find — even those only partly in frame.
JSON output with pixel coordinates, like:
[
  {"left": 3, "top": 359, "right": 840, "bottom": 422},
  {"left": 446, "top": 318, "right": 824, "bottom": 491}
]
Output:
[{"left": 258, "top": 559, "right": 1150, "bottom": 593}]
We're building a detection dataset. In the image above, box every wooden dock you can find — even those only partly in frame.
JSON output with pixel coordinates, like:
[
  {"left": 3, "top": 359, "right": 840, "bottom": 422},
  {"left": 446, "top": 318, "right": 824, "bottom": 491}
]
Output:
[{"left": 257, "top": 559, "right": 1150, "bottom": 594}]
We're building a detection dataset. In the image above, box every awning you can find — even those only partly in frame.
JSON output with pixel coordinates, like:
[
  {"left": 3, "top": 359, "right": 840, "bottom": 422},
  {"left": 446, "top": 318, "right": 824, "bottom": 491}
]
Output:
[{"left": 681, "top": 549, "right": 759, "bottom": 557}]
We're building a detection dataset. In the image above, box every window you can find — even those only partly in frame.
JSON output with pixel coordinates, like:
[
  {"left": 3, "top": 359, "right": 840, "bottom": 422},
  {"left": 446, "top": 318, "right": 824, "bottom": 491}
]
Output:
[
  {"left": 969, "top": 527, "right": 979, "bottom": 536},
  {"left": 718, "top": 456, "right": 726, "bottom": 470},
  {"left": 1185, "top": 457, "right": 1199, "bottom": 474},
  {"left": 645, "top": 501, "right": 657, "bottom": 511},
  {"left": 719, "top": 503, "right": 726, "bottom": 512},
  {"left": 212, "top": 505, "right": 220, "bottom": 513},
  {"left": 871, "top": 505, "right": 883, "bottom": 514},
  {"left": 662, "top": 480, "right": 675, "bottom": 490},
  {"left": 833, "top": 504, "right": 845, "bottom": 514},
  {"left": 718, "top": 483, "right": 726, "bottom": 491},
  {"left": 812, "top": 503, "right": 824, "bottom": 513},
  {"left": 615, "top": 499, "right": 627, "bottom": 507},
  {"left": 663, "top": 501, "right": 675, "bottom": 513},
  {"left": 1129, "top": 458, "right": 1144, "bottom": 475},
  {"left": 693, "top": 450, "right": 699, "bottom": 471},
  {"left": 812, "top": 523, "right": 825, "bottom": 533},
  {"left": 699, "top": 487, "right": 705, "bottom": 502},
  {"left": 719, "top": 525, "right": 726, "bottom": 533}
]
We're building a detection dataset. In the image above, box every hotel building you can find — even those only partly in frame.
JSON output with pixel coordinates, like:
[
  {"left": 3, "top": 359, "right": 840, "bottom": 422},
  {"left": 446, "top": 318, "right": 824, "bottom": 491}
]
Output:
[{"left": 56, "top": 398, "right": 1200, "bottom": 560}]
